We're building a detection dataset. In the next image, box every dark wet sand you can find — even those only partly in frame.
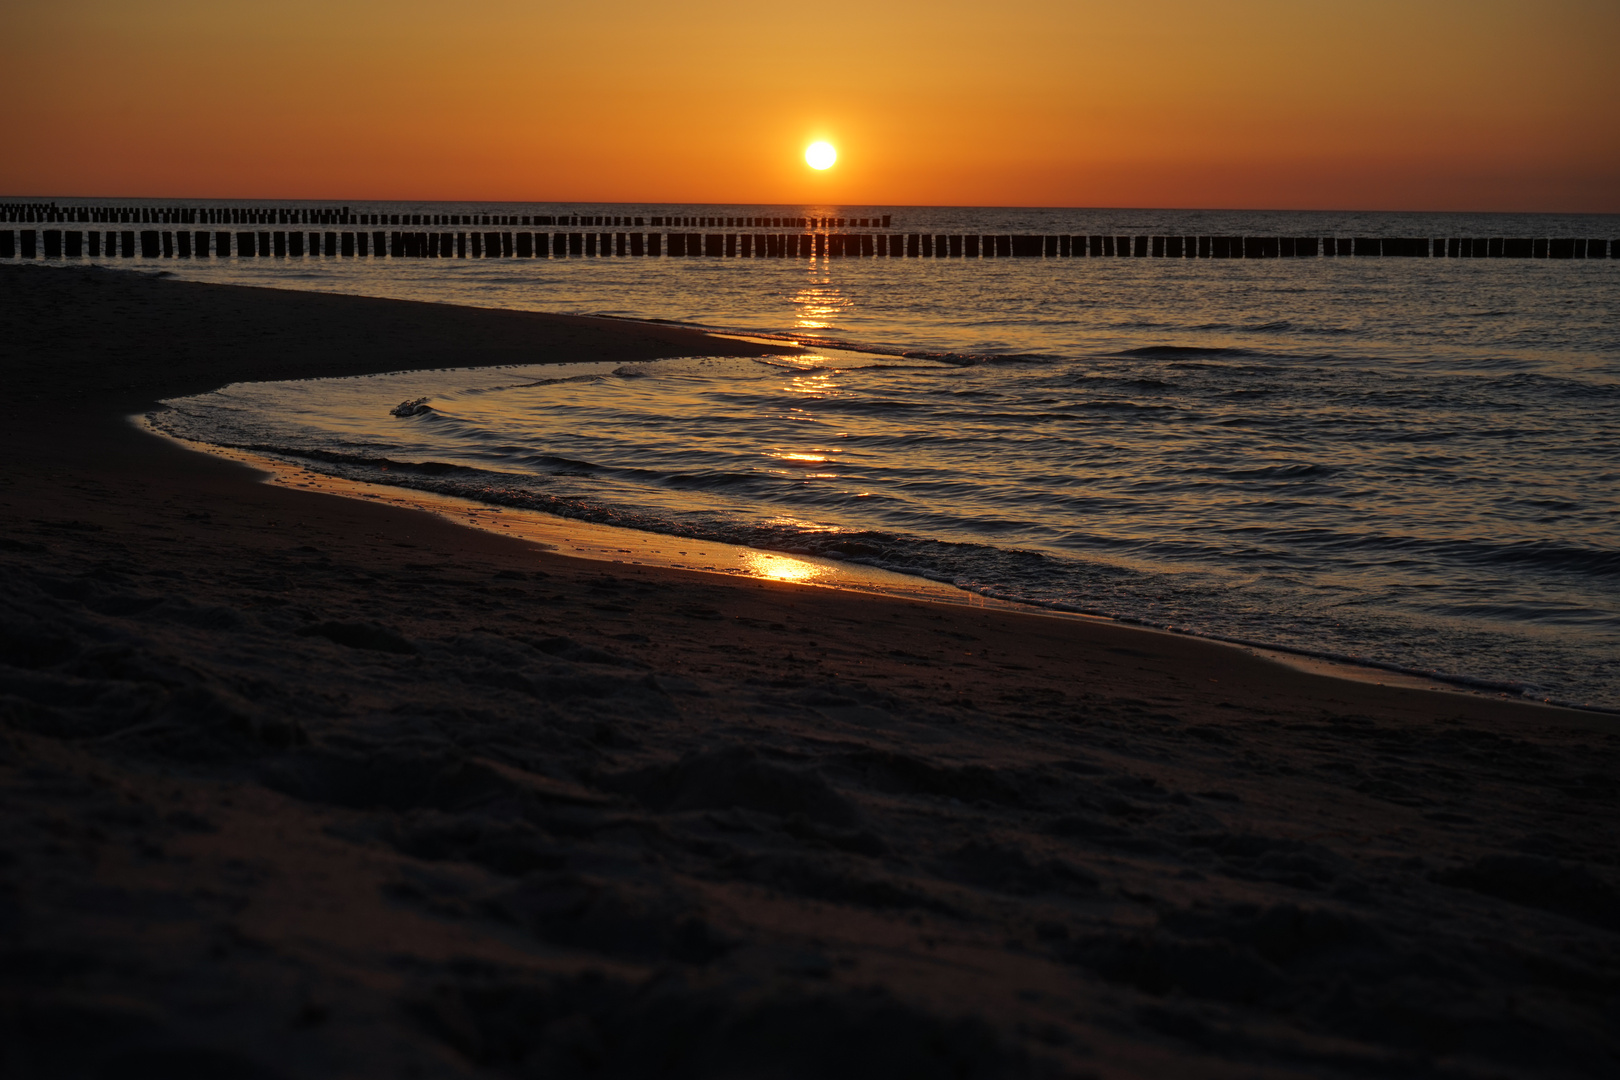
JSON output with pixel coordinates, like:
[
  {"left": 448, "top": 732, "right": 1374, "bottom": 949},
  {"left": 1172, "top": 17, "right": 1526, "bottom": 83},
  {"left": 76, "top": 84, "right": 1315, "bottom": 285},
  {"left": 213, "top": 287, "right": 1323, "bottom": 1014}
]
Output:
[{"left": 3, "top": 264, "right": 1617, "bottom": 1079}]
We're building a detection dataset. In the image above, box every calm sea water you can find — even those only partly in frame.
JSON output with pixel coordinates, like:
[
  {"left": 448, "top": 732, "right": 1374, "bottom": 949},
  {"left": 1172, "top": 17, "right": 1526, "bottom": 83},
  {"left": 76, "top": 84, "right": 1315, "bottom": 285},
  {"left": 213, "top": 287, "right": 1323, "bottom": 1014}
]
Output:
[{"left": 65, "top": 199, "right": 1617, "bottom": 709}]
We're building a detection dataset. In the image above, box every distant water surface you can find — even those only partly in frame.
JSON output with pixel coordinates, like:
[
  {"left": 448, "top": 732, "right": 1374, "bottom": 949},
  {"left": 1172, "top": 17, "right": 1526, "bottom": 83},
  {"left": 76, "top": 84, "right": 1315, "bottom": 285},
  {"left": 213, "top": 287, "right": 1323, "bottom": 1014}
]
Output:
[{"left": 83, "top": 200, "right": 1619, "bottom": 709}]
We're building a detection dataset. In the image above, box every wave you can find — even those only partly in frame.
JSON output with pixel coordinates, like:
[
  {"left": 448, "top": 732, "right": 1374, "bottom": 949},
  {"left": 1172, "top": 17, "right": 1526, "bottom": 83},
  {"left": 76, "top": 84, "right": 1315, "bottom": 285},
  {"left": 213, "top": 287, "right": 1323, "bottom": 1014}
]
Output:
[
  {"left": 665, "top": 323, "right": 1062, "bottom": 369},
  {"left": 1116, "top": 345, "right": 1256, "bottom": 358},
  {"left": 331, "top": 453, "right": 1610, "bottom": 711}
]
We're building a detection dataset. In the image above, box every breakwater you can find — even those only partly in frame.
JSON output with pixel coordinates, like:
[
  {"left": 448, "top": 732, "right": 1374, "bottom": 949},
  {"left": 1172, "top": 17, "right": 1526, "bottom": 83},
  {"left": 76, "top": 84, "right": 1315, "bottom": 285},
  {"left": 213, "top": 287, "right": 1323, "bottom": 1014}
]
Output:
[{"left": 2, "top": 201, "right": 1612, "bottom": 260}]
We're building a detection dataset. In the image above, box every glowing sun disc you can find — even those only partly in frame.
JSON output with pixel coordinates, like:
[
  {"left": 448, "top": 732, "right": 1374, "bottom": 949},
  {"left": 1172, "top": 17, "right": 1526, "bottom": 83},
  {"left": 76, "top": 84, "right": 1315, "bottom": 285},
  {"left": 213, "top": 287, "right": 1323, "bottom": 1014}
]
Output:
[{"left": 805, "top": 141, "right": 837, "bottom": 170}]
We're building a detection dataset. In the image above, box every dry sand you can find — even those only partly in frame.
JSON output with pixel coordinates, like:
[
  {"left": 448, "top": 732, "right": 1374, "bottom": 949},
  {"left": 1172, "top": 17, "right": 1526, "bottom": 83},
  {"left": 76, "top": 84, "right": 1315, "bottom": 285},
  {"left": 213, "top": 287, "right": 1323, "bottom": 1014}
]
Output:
[{"left": 2, "top": 263, "right": 1617, "bottom": 1079}]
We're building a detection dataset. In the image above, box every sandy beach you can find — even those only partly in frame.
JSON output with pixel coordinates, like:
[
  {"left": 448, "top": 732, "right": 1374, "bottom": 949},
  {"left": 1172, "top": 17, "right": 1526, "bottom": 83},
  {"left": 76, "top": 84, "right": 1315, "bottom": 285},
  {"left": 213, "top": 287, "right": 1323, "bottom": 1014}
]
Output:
[{"left": 3, "top": 263, "right": 1617, "bottom": 1078}]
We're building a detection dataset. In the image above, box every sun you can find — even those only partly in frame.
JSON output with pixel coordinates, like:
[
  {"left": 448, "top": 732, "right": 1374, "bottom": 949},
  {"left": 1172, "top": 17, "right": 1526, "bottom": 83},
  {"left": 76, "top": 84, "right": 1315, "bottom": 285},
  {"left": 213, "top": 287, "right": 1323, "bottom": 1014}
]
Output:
[{"left": 805, "top": 141, "right": 837, "bottom": 170}]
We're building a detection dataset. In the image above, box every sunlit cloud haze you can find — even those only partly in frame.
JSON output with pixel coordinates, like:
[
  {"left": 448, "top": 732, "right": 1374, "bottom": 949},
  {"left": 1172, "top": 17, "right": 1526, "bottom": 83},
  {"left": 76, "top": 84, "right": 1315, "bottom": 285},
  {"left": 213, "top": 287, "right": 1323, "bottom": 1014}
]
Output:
[{"left": 6, "top": 0, "right": 1617, "bottom": 210}]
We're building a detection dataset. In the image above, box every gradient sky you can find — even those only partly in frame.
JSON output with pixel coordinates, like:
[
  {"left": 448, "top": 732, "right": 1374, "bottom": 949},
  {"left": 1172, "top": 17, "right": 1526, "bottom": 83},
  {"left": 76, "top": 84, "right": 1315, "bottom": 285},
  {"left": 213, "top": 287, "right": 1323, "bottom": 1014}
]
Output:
[{"left": 7, "top": 0, "right": 1617, "bottom": 211}]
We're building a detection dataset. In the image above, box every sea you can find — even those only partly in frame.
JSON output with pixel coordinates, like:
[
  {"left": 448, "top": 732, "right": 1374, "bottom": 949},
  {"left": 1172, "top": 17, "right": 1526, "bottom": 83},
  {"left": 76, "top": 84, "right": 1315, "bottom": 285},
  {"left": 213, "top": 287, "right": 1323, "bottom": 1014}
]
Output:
[{"left": 39, "top": 199, "right": 1618, "bottom": 710}]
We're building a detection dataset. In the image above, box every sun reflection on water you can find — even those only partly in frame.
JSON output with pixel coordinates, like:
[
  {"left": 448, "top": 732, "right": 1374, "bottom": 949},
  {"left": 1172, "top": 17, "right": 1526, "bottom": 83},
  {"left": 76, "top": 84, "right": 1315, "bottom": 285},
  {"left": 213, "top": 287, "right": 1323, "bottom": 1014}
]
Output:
[
  {"left": 789, "top": 269, "right": 853, "bottom": 332},
  {"left": 768, "top": 448, "right": 840, "bottom": 479},
  {"left": 782, "top": 370, "right": 838, "bottom": 400},
  {"left": 739, "top": 551, "right": 826, "bottom": 583}
]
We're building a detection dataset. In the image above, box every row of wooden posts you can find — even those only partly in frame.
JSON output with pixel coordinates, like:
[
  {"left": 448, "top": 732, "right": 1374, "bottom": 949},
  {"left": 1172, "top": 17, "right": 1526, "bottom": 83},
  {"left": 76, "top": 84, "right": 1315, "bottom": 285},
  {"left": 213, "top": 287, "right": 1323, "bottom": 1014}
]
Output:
[
  {"left": 3, "top": 229, "right": 1615, "bottom": 261},
  {"left": 0, "top": 202, "right": 887, "bottom": 232}
]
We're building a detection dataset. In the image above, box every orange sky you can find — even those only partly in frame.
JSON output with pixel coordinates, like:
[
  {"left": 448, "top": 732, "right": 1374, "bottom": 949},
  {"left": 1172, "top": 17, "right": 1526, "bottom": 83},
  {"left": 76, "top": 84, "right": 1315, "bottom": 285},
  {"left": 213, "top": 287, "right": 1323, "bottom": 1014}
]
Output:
[{"left": 7, "top": 0, "right": 1617, "bottom": 211}]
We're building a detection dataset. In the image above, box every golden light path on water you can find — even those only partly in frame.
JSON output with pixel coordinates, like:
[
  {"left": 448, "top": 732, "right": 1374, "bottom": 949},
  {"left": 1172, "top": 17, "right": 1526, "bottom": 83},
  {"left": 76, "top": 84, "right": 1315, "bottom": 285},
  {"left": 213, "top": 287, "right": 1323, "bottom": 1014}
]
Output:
[{"left": 789, "top": 265, "right": 854, "bottom": 333}]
